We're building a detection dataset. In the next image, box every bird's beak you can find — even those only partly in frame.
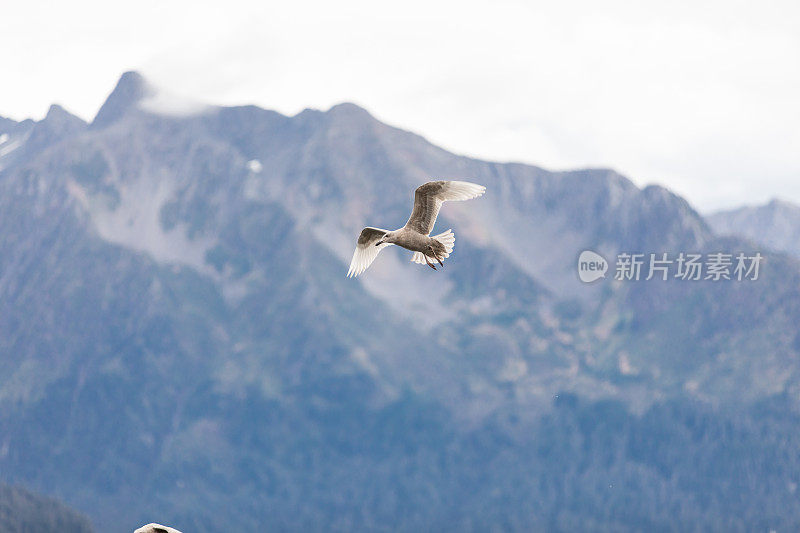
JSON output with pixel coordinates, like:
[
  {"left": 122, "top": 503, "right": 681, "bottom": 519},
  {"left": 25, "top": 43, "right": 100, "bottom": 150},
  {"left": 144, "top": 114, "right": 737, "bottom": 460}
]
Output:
[{"left": 375, "top": 240, "right": 383, "bottom": 246}]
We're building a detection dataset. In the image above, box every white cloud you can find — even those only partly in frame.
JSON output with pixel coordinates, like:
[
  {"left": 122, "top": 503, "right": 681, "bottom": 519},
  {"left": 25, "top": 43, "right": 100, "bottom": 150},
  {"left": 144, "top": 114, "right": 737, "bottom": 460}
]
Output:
[
  {"left": 139, "top": 89, "right": 211, "bottom": 117},
  {"left": 1, "top": 0, "right": 798, "bottom": 211}
]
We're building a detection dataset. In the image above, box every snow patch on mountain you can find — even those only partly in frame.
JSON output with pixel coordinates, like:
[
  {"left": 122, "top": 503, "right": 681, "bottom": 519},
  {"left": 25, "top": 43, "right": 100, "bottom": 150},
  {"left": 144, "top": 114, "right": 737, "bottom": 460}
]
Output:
[{"left": 0, "top": 138, "right": 23, "bottom": 158}]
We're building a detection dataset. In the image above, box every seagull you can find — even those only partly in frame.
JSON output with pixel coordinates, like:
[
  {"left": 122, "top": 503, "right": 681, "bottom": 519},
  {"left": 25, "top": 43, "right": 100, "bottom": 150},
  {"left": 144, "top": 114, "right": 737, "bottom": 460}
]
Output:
[
  {"left": 134, "top": 523, "right": 182, "bottom": 533},
  {"left": 347, "top": 180, "right": 486, "bottom": 278}
]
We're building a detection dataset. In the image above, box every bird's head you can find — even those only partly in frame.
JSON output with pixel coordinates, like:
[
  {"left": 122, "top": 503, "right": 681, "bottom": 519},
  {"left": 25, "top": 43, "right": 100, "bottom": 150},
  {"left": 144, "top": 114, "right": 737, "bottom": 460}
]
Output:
[{"left": 376, "top": 231, "right": 394, "bottom": 246}]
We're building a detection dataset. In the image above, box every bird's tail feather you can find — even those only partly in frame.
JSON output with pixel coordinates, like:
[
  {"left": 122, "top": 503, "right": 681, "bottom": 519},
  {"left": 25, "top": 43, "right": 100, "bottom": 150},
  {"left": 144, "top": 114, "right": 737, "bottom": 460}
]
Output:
[
  {"left": 410, "top": 229, "right": 455, "bottom": 264},
  {"left": 434, "top": 229, "right": 455, "bottom": 256}
]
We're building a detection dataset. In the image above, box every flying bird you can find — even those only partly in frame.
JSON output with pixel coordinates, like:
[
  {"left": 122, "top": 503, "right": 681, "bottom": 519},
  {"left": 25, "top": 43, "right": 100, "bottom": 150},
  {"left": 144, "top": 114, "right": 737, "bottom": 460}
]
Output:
[{"left": 347, "top": 180, "right": 486, "bottom": 278}]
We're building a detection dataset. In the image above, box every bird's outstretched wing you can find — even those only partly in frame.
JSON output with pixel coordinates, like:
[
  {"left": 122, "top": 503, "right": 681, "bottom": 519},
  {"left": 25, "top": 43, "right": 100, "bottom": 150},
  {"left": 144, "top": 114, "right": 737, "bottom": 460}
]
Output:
[
  {"left": 346, "top": 227, "right": 393, "bottom": 278},
  {"left": 404, "top": 180, "right": 486, "bottom": 235}
]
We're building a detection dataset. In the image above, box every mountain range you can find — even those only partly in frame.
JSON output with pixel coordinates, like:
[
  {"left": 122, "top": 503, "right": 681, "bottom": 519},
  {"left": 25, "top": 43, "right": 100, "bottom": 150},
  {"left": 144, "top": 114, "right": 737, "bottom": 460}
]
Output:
[
  {"left": 1, "top": 72, "right": 800, "bottom": 531},
  {"left": 709, "top": 198, "right": 800, "bottom": 258}
]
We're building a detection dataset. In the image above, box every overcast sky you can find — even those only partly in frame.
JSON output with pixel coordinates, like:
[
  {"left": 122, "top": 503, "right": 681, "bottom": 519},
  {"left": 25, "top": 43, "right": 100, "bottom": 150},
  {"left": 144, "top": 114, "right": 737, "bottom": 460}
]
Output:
[{"left": 2, "top": 0, "right": 798, "bottom": 211}]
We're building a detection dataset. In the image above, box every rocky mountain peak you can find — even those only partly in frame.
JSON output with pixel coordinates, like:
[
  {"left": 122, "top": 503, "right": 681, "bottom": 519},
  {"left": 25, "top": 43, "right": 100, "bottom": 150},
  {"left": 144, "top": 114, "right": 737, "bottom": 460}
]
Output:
[
  {"left": 708, "top": 197, "right": 800, "bottom": 257},
  {"left": 42, "top": 104, "right": 86, "bottom": 130},
  {"left": 91, "top": 71, "right": 154, "bottom": 128},
  {"left": 328, "top": 101, "right": 370, "bottom": 113}
]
